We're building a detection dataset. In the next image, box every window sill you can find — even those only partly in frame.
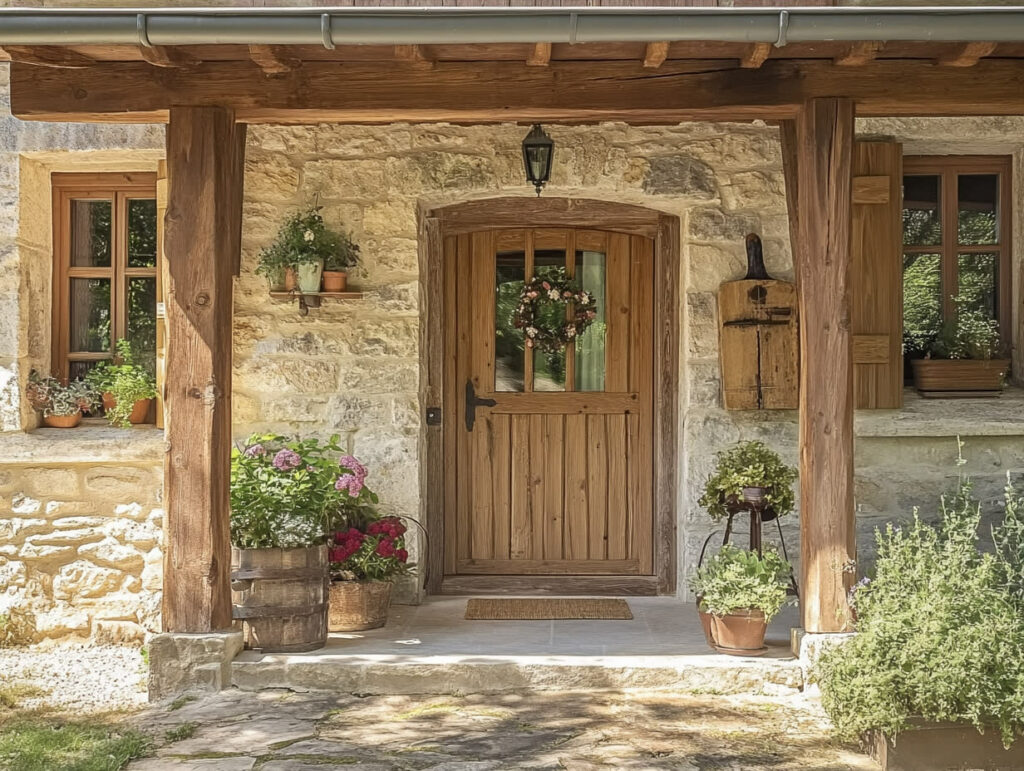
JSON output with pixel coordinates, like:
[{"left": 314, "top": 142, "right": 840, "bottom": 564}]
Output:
[
  {"left": 0, "top": 420, "right": 164, "bottom": 465},
  {"left": 855, "top": 386, "right": 1024, "bottom": 438}
]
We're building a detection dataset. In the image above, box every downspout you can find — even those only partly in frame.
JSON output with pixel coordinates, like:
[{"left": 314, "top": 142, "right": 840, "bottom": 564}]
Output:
[{"left": 1, "top": 7, "right": 1024, "bottom": 47}]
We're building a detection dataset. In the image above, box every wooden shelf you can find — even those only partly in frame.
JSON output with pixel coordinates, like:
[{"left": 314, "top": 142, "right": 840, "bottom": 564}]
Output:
[{"left": 269, "top": 290, "right": 365, "bottom": 315}]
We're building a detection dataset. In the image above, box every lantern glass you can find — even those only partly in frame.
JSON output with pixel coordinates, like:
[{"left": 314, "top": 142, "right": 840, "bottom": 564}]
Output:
[{"left": 521, "top": 124, "right": 554, "bottom": 196}]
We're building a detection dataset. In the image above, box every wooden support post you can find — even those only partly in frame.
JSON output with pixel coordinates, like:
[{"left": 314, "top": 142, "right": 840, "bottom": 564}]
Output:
[
  {"left": 162, "top": 106, "right": 245, "bottom": 634},
  {"left": 794, "top": 98, "right": 856, "bottom": 634}
]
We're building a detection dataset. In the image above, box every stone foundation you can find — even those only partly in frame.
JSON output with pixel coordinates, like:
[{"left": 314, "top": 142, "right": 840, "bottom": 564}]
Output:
[{"left": 148, "top": 630, "right": 244, "bottom": 701}]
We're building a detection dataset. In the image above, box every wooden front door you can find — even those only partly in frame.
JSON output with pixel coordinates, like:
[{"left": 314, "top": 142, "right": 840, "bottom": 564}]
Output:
[{"left": 443, "top": 227, "right": 656, "bottom": 592}]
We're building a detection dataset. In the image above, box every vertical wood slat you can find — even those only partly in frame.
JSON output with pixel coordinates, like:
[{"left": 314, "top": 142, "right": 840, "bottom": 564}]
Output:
[
  {"left": 471, "top": 416, "right": 494, "bottom": 560},
  {"left": 605, "top": 232, "right": 631, "bottom": 393},
  {"left": 542, "top": 414, "right": 564, "bottom": 560},
  {"left": 162, "top": 106, "right": 244, "bottom": 633},
  {"left": 563, "top": 413, "right": 588, "bottom": 560},
  {"left": 441, "top": 232, "right": 460, "bottom": 579},
  {"left": 795, "top": 97, "right": 857, "bottom": 634},
  {"left": 491, "top": 413, "right": 512, "bottom": 560},
  {"left": 586, "top": 415, "right": 609, "bottom": 559},
  {"left": 510, "top": 414, "right": 533, "bottom": 559},
  {"left": 454, "top": 234, "right": 473, "bottom": 569},
  {"left": 628, "top": 235, "right": 655, "bottom": 573},
  {"left": 605, "top": 414, "right": 628, "bottom": 560},
  {"left": 468, "top": 231, "right": 497, "bottom": 561}
]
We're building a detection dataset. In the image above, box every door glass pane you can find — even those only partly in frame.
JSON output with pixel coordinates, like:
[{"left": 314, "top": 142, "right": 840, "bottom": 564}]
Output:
[
  {"left": 958, "top": 174, "right": 999, "bottom": 245},
  {"left": 902, "top": 175, "right": 942, "bottom": 246},
  {"left": 127, "top": 199, "right": 158, "bottom": 267},
  {"left": 532, "top": 247, "right": 567, "bottom": 392},
  {"left": 70, "top": 199, "right": 112, "bottom": 267},
  {"left": 495, "top": 248, "right": 526, "bottom": 393},
  {"left": 902, "top": 253, "right": 942, "bottom": 357},
  {"left": 574, "top": 249, "right": 606, "bottom": 392},
  {"left": 127, "top": 277, "right": 157, "bottom": 374},
  {"left": 69, "top": 278, "right": 111, "bottom": 352},
  {"left": 957, "top": 252, "right": 998, "bottom": 322}
]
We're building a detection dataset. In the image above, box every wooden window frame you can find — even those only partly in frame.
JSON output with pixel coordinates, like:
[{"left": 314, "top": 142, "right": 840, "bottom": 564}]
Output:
[
  {"left": 902, "top": 155, "right": 1013, "bottom": 350},
  {"left": 51, "top": 171, "right": 158, "bottom": 382}
]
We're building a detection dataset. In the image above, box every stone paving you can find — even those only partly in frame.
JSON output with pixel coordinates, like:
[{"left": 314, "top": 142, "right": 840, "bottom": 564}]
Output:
[{"left": 128, "top": 688, "right": 876, "bottom": 770}]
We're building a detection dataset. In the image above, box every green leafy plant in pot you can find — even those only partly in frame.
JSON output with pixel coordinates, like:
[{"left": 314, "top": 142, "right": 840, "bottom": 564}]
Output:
[
  {"left": 87, "top": 339, "right": 157, "bottom": 427},
  {"left": 258, "top": 207, "right": 357, "bottom": 294},
  {"left": 699, "top": 440, "right": 797, "bottom": 523},
  {"left": 690, "top": 544, "right": 792, "bottom": 654},
  {"left": 26, "top": 371, "right": 99, "bottom": 428}
]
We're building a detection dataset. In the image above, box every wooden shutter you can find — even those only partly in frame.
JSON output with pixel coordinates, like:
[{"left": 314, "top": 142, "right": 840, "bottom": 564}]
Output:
[
  {"left": 155, "top": 160, "right": 168, "bottom": 428},
  {"left": 851, "top": 141, "right": 903, "bottom": 409}
]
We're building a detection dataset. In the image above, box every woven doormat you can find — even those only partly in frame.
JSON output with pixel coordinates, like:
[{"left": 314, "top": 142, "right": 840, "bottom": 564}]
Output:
[{"left": 465, "top": 598, "right": 633, "bottom": 621}]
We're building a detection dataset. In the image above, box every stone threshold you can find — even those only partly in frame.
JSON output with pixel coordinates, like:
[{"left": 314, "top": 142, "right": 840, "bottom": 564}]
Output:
[{"left": 0, "top": 423, "right": 165, "bottom": 464}]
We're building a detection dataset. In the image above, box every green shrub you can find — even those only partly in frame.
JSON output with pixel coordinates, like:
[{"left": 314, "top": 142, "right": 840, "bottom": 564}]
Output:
[
  {"left": 689, "top": 544, "right": 793, "bottom": 621},
  {"left": 816, "top": 477, "right": 1024, "bottom": 747},
  {"left": 88, "top": 339, "right": 157, "bottom": 428},
  {"left": 698, "top": 440, "right": 797, "bottom": 522}
]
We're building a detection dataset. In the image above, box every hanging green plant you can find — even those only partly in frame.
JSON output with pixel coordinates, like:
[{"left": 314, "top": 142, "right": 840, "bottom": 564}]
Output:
[
  {"left": 699, "top": 440, "right": 797, "bottom": 522},
  {"left": 511, "top": 267, "right": 597, "bottom": 354}
]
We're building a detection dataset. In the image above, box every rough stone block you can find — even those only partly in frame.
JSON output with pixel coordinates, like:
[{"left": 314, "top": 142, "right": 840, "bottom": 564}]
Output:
[
  {"left": 643, "top": 154, "right": 718, "bottom": 198},
  {"left": 93, "top": 618, "right": 146, "bottom": 645},
  {"left": 148, "top": 630, "right": 244, "bottom": 701}
]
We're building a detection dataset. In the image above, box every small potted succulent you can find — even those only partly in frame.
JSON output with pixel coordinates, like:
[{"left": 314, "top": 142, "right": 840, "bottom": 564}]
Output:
[
  {"left": 26, "top": 371, "right": 99, "bottom": 428},
  {"left": 690, "top": 544, "right": 793, "bottom": 655},
  {"left": 911, "top": 301, "right": 1009, "bottom": 396},
  {"left": 87, "top": 339, "right": 157, "bottom": 427},
  {"left": 699, "top": 440, "right": 797, "bottom": 523},
  {"left": 258, "top": 206, "right": 358, "bottom": 294}
]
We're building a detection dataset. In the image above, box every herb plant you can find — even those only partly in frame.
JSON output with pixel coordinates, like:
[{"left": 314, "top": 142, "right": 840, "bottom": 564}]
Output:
[
  {"left": 257, "top": 207, "right": 359, "bottom": 278},
  {"left": 690, "top": 544, "right": 792, "bottom": 620},
  {"left": 89, "top": 339, "right": 157, "bottom": 427},
  {"left": 26, "top": 371, "right": 98, "bottom": 417},
  {"left": 926, "top": 300, "right": 1004, "bottom": 360},
  {"left": 230, "top": 434, "right": 377, "bottom": 550},
  {"left": 698, "top": 440, "right": 797, "bottom": 521},
  {"left": 816, "top": 477, "right": 1024, "bottom": 748}
]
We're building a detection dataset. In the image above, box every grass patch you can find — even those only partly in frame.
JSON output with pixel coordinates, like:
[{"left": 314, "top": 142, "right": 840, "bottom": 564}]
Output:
[
  {"left": 0, "top": 717, "right": 153, "bottom": 771},
  {"left": 0, "top": 684, "right": 46, "bottom": 710},
  {"left": 167, "top": 694, "right": 197, "bottom": 712},
  {"left": 163, "top": 722, "right": 197, "bottom": 743}
]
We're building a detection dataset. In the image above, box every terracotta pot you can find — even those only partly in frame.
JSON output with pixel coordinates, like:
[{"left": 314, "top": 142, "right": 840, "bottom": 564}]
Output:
[
  {"left": 102, "top": 391, "right": 116, "bottom": 411},
  {"left": 296, "top": 260, "right": 324, "bottom": 294},
  {"left": 328, "top": 580, "right": 392, "bottom": 632},
  {"left": 43, "top": 412, "right": 82, "bottom": 428},
  {"left": 710, "top": 609, "right": 767, "bottom": 652},
  {"left": 322, "top": 270, "right": 348, "bottom": 293},
  {"left": 127, "top": 398, "right": 152, "bottom": 424},
  {"left": 911, "top": 358, "right": 1009, "bottom": 395},
  {"left": 696, "top": 599, "right": 716, "bottom": 649},
  {"left": 284, "top": 267, "right": 298, "bottom": 292}
]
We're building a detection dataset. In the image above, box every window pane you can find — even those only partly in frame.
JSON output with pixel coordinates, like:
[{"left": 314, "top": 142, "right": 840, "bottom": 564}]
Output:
[
  {"left": 69, "top": 360, "right": 105, "bottom": 383},
  {"left": 903, "top": 253, "right": 942, "bottom": 357},
  {"left": 958, "top": 174, "right": 999, "bottom": 245},
  {"left": 127, "top": 199, "right": 158, "bottom": 267},
  {"left": 574, "top": 249, "right": 606, "bottom": 393},
  {"left": 957, "top": 252, "right": 998, "bottom": 322},
  {"left": 495, "top": 249, "right": 526, "bottom": 393},
  {"left": 127, "top": 276, "right": 157, "bottom": 374},
  {"left": 902, "top": 175, "right": 942, "bottom": 246},
  {"left": 69, "top": 278, "right": 111, "bottom": 352},
  {"left": 70, "top": 200, "right": 112, "bottom": 268},
  {"left": 532, "top": 248, "right": 566, "bottom": 392}
]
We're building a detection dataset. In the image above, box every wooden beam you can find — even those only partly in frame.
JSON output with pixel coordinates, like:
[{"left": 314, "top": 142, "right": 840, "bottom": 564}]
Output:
[
  {"left": 394, "top": 44, "right": 433, "bottom": 68},
  {"left": 14, "top": 59, "right": 1024, "bottom": 124},
  {"left": 527, "top": 42, "right": 552, "bottom": 67},
  {"left": 162, "top": 105, "right": 245, "bottom": 634},
  {"left": 739, "top": 42, "right": 773, "bottom": 69},
  {"left": 937, "top": 41, "right": 997, "bottom": 67},
  {"left": 794, "top": 97, "right": 856, "bottom": 635},
  {"left": 834, "top": 41, "right": 883, "bottom": 67},
  {"left": 643, "top": 42, "right": 670, "bottom": 69},
  {"left": 248, "top": 44, "right": 301, "bottom": 75},
  {"left": 0, "top": 45, "right": 94, "bottom": 69},
  {"left": 140, "top": 45, "right": 199, "bottom": 69}
]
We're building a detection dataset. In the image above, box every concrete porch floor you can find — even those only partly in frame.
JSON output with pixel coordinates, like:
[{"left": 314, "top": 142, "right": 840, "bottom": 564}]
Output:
[{"left": 232, "top": 597, "right": 805, "bottom": 696}]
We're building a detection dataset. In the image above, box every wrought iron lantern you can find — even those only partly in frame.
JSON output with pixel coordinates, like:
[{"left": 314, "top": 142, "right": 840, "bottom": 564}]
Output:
[{"left": 521, "top": 124, "right": 554, "bottom": 196}]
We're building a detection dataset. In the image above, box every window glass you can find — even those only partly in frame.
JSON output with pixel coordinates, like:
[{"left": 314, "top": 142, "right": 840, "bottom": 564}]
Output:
[
  {"left": 127, "top": 276, "right": 158, "bottom": 374},
  {"left": 495, "top": 249, "right": 526, "bottom": 393},
  {"left": 127, "top": 199, "right": 158, "bottom": 267},
  {"left": 957, "top": 174, "right": 999, "bottom": 246},
  {"left": 902, "top": 253, "right": 942, "bottom": 358},
  {"left": 70, "top": 200, "right": 112, "bottom": 267},
  {"left": 69, "top": 278, "right": 111, "bottom": 352},
  {"left": 574, "top": 249, "right": 606, "bottom": 393},
  {"left": 902, "top": 175, "right": 941, "bottom": 246},
  {"left": 957, "top": 252, "right": 998, "bottom": 322},
  {"left": 532, "top": 248, "right": 566, "bottom": 392}
]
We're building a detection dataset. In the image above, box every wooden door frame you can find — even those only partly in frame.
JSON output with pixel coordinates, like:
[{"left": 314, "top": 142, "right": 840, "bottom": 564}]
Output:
[{"left": 418, "top": 197, "right": 679, "bottom": 596}]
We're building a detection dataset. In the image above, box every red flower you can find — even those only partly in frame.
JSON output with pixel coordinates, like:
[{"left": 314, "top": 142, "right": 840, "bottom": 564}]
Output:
[
  {"left": 395, "top": 548, "right": 408, "bottom": 563},
  {"left": 375, "top": 538, "right": 396, "bottom": 558},
  {"left": 329, "top": 546, "right": 345, "bottom": 563}
]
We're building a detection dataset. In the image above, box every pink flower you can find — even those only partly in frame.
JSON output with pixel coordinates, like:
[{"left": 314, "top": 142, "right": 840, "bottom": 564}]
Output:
[
  {"left": 340, "top": 455, "right": 367, "bottom": 481},
  {"left": 541, "top": 281, "right": 550, "bottom": 290},
  {"left": 395, "top": 548, "right": 408, "bottom": 563},
  {"left": 335, "top": 474, "right": 364, "bottom": 497},
  {"left": 272, "top": 448, "right": 301, "bottom": 471},
  {"left": 243, "top": 444, "right": 266, "bottom": 458}
]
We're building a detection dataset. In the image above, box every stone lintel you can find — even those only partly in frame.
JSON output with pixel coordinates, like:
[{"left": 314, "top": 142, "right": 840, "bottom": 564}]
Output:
[{"left": 148, "top": 630, "right": 244, "bottom": 701}]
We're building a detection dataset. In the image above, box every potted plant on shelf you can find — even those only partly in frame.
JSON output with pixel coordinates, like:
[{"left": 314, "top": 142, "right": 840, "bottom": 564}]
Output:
[
  {"left": 815, "top": 474, "right": 1024, "bottom": 768},
  {"left": 229, "top": 433, "right": 355, "bottom": 652},
  {"left": 26, "top": 371, "right": 99, "bottom": 428},
  {"left": 87, "top": 339, "right": 157, "bottom": 427},
  {"left": 322, "top": 231, "right": 359, "bottom": 293},
  {"left": 258, "top": 206, "right": 358, "bottom": 295},
  {"left": 699, "top": 440, "right": 797, "bottom": 524},
  {"left": 911, "top": 301, "right": 1009, "bottom": 396},
  {"left": 689, "top": 544, "right": 793, "bottom": 655}
]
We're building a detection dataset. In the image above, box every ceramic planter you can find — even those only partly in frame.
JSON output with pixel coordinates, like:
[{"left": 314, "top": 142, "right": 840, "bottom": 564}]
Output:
[
  {"left": 322, "top": 270, "right": 348, "bottom": 293},
  {"left": 911, "top": 358, "right": 1009, "bottom": 396},
  {"left": 265, "top": 267, "right": 287, "bottom": 291},
  {"left": 328, "top": 580, "right": 392, "bottom": 632},
  {"left": 43, "top": 412, "right": 82, "bottom": 428},
  {"left": 296, "top": 260, "right": 324, "bottom": 294},
  {"left": 710, "top": 609, "right": 768, "bottom": 654},
  {"left": 867, "top": 721, "right": 1024, "bottom": 771}
]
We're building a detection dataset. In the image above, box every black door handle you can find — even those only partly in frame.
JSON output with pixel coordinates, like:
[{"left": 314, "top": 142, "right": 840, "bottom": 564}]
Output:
[{"left": 465, "top": 380, "right": 497, "bottom": 431}]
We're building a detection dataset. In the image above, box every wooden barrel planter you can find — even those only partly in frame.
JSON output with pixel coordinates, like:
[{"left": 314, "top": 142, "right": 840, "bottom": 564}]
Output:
[{"left": 230, "top": 545, "right": 329, "bottom": 653}]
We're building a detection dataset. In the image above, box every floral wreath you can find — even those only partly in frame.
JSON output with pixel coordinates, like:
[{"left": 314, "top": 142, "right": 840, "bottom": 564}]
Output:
[{"left": 512, "top": 268, "right": 598, "bottom": 354}]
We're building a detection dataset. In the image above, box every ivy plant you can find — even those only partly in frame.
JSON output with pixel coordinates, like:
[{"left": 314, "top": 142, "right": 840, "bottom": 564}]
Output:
[
  {"left": 698, "top": 440, "right": 797, "bottom": 522},
  {"left": 815, "top": 476, "right": 1024, "bottom": 748},
  {"left": 689, "top": 544, "right": 792, "bottom": 620}
]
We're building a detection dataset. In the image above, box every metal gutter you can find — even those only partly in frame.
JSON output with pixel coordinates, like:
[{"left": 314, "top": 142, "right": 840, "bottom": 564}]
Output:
[{"left": 1, "top": 6, "right": 1024, "bottom": 48}]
